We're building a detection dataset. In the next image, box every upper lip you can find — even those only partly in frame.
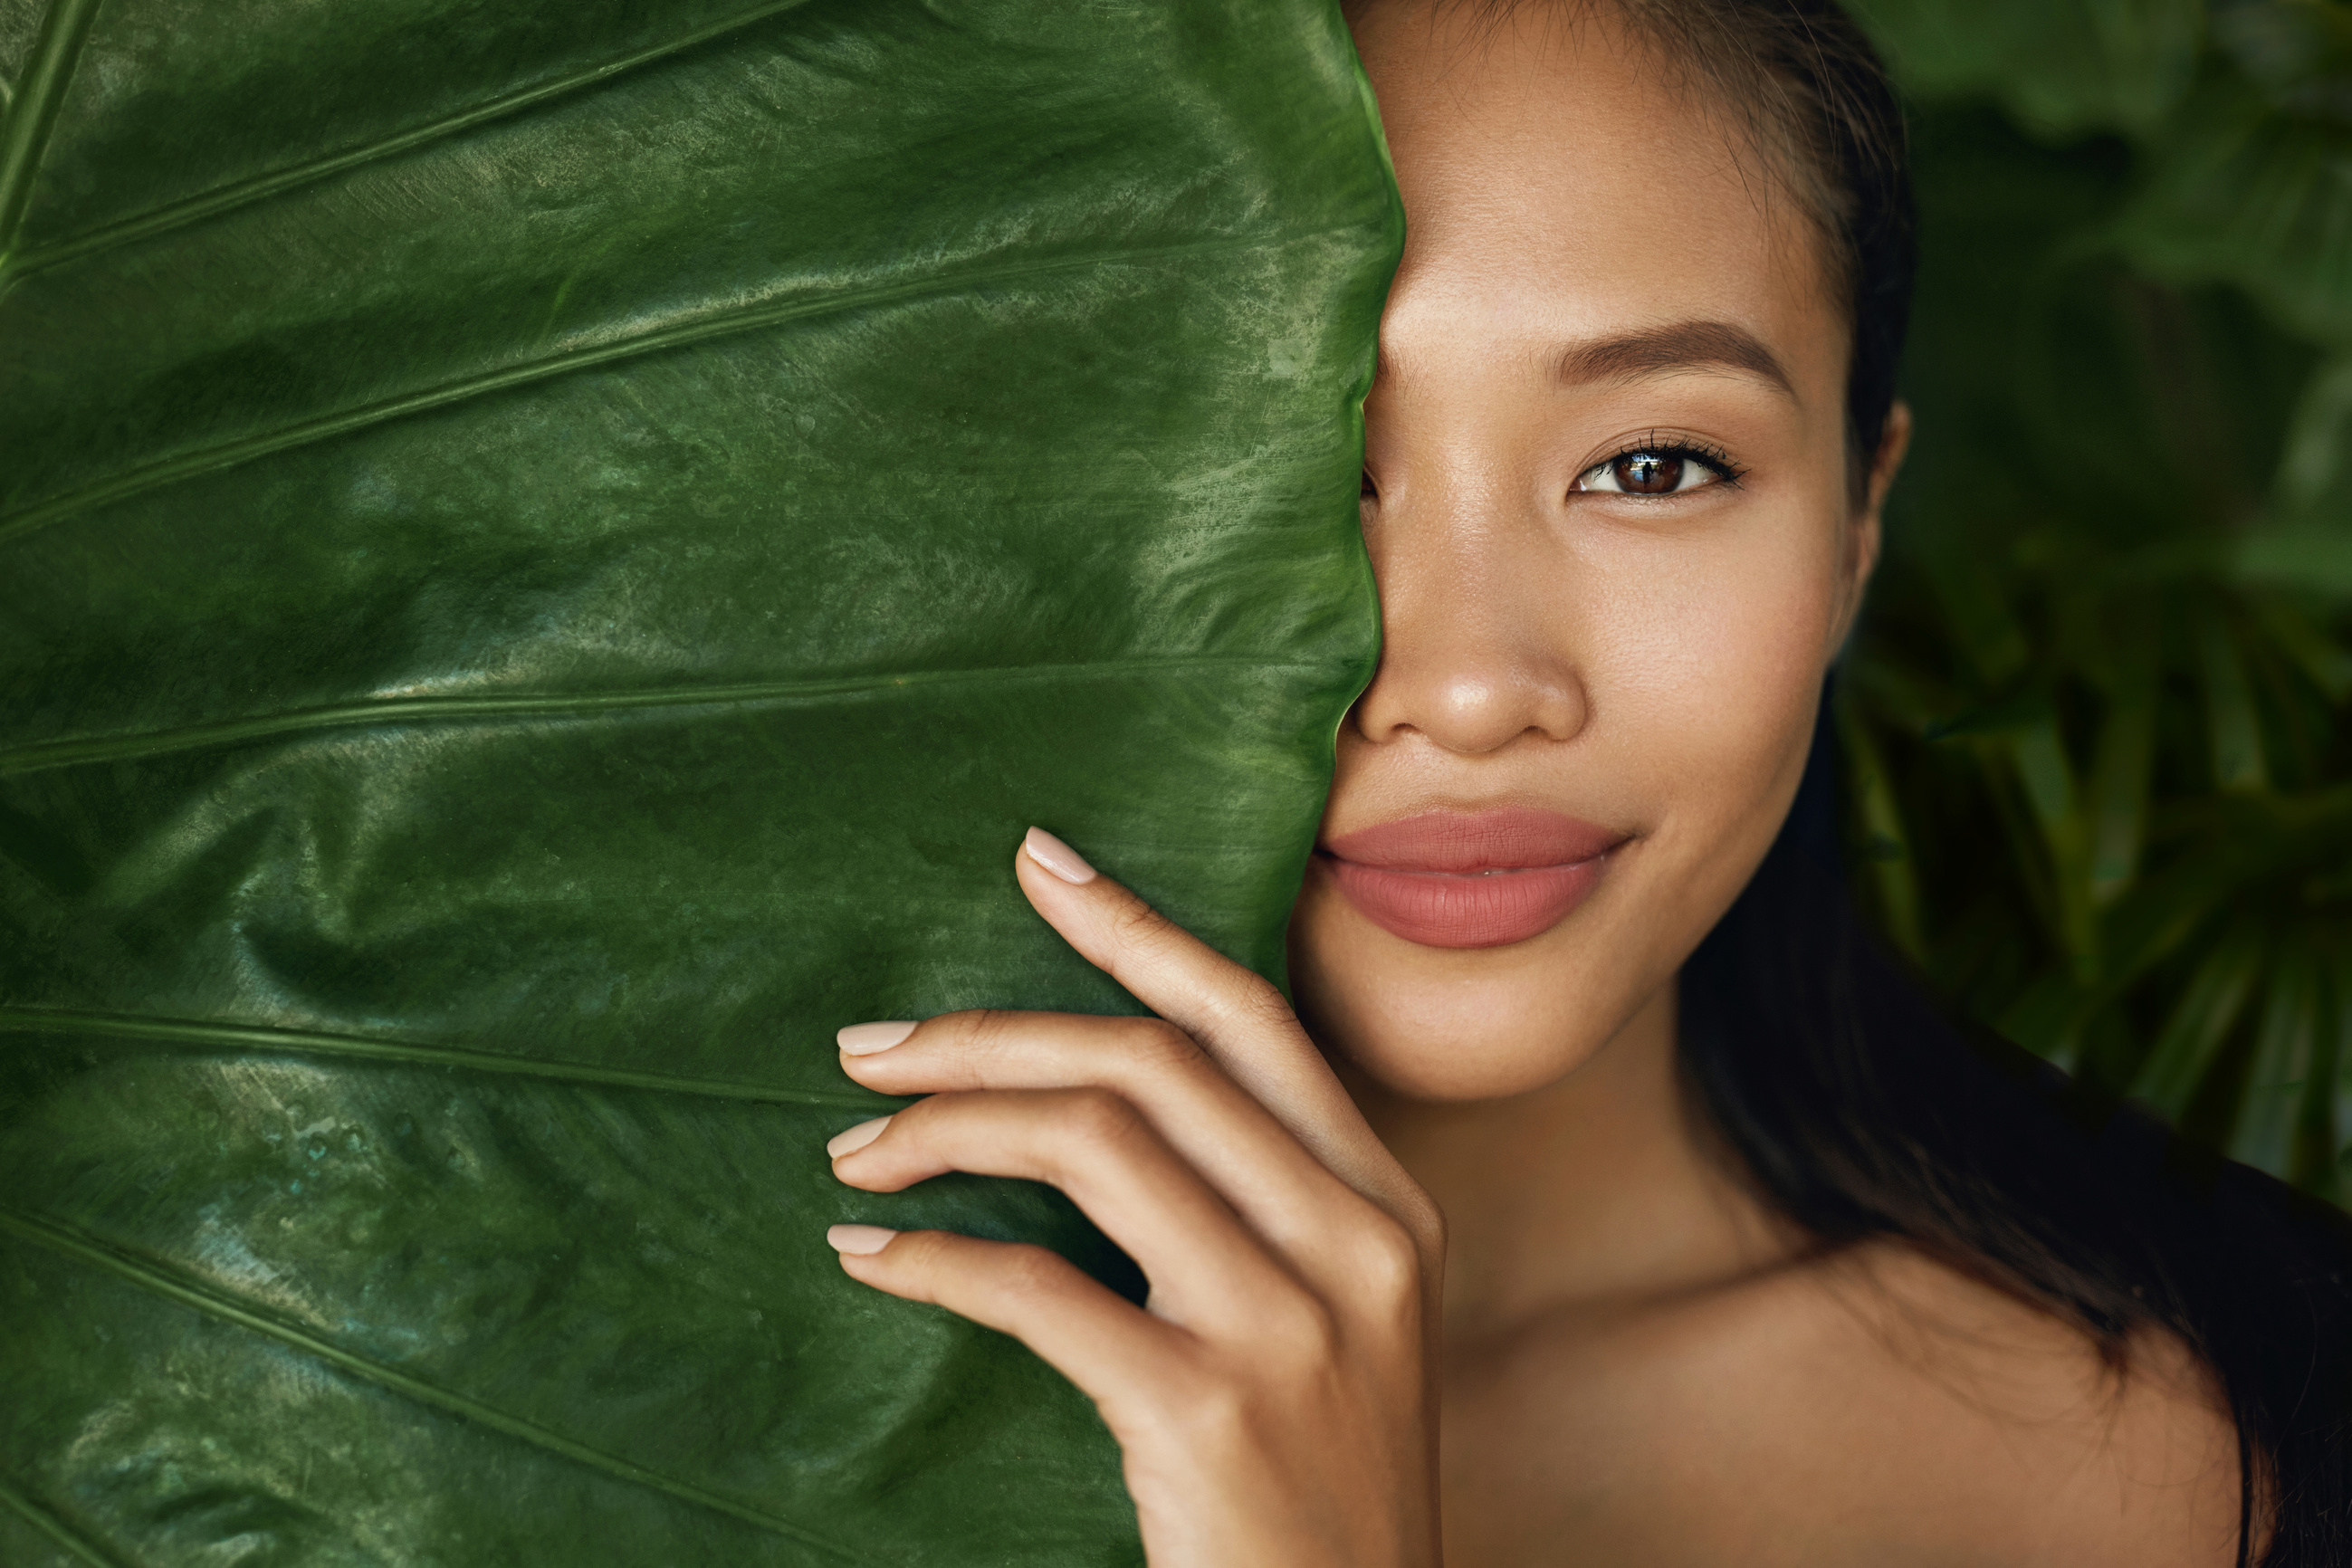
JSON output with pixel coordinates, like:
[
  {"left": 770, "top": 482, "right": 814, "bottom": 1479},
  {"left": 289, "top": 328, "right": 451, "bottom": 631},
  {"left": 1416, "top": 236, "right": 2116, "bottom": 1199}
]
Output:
[{"left": 1319, "top": 808, "right": 1628, "bottom": 873}]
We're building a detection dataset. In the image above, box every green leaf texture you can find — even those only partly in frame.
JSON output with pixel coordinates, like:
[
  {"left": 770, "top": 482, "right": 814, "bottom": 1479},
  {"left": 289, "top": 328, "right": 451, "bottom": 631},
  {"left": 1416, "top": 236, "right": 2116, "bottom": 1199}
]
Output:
[{"left": 0, "top": 1, "right": 1400, "bottom": 1563}]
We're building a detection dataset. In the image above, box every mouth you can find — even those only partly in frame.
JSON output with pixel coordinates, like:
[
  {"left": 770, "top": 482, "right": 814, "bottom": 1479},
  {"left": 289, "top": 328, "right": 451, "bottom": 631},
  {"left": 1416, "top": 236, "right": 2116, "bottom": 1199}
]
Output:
[{"left": 1315, "top": 808, "right": 1629, "bottom": 950}]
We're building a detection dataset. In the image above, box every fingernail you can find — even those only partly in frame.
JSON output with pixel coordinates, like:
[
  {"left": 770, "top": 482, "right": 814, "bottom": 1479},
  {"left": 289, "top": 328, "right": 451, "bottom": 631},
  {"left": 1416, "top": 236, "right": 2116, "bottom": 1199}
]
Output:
[
  {"left": 826, "top": 1115, "right": 891, "bottom": 1158},
  {"left": 837, "top": 1020, "right": 918, "bottom": 1055},
  {"left": 1022, "top": 826, "right": 1097, "bottom": 885},
  {"left": 827, "top": 1223, "right": 897, "bottom": 1256}
]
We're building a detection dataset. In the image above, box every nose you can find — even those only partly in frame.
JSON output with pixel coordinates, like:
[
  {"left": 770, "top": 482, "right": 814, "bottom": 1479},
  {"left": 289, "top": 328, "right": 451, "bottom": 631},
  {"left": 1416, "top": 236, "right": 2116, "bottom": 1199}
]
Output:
[{"left": 1348, "top": 486, "right": 1590, "bottom": 755}]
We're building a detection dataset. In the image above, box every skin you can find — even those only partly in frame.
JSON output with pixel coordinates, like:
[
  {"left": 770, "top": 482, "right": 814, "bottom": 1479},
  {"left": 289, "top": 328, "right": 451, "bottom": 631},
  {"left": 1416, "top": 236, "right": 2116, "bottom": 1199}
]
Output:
[{"left": 825, "top": 4, "right": 2246, "bottom": 1563}]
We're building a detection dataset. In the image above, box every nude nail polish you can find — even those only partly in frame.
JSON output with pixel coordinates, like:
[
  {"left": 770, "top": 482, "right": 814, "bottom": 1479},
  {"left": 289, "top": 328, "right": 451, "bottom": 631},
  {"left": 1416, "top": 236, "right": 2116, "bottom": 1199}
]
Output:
[
  {"left": 837, "top": 1019, "right": 917, "bottom": 1055},
  {"left": 826, "top": 1115, "right": 891, "bottom": 1158},
  {"left": 827, "top": 1224, "right": 897, "bottom": 1256},
  {"left": 1022, "top": 826, "right": 1097, "bottom": 884}
]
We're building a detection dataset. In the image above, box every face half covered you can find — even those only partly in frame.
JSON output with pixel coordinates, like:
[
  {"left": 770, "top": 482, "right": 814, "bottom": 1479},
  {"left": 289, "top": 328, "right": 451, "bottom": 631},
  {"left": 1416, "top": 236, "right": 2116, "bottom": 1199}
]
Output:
[{"left": 1290, "top": 0, "right": 1895, "bottom": 1102}]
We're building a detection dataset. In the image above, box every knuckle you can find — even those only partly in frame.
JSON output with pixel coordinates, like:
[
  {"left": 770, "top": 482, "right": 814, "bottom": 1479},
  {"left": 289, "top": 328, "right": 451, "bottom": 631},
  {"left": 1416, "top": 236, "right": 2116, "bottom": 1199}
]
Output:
[
  {"left": 1266, "top": 1292, "right": 1342, "bottom": 1362},
  {"left": 1383, "top": 1181, "right": 1446, "bottom": 1262},
  {"left": 1116, "top": 1016, "right": 1204, "bottom": 1079},
  {"left": 1403, "top": 1195, "right": 1448, "bottom": 1263},
  {"left": 988, "top": 1242, "right": 1073, "bottom": 1304},
  {"left": 1164, "top": 1366, "right": 1253, "bottom": 1442},
  {"left": 1351, "top": 1209, "right": 1427, "bottom": 1302},
  {"left": 1223, "top": 977, "right": 1298, "bottom": 1037},
  {"left": 1056, "top": 1085, "right": 1148, "bottom": 1151},
  {"left": 953, "top": 1008, "right": 1018, "bottom": 1056},
  {"left": 1106, "top": 893, "right": 1175, "bottom": 955}
]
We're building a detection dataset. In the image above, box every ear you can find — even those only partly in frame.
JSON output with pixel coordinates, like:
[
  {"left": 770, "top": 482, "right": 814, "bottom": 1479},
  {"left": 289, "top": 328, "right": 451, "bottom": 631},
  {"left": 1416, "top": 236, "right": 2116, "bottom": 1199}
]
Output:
[{"left": 1833, "top": 398, "right": 1911, "bottom": 645}]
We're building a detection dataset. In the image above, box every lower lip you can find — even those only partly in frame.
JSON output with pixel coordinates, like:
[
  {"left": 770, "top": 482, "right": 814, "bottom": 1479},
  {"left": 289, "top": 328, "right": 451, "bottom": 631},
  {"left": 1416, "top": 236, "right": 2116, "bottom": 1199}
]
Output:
[{"left": 1317, "top": 854, "right": 1611, "bottom": 950}]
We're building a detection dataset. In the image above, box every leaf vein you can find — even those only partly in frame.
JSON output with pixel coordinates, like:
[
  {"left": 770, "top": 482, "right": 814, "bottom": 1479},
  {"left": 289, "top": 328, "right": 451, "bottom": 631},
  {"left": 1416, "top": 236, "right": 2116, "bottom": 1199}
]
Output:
[
  {"left": 0, "top": 0, "right": 106, "bottom": 255},
  {"left": 0, "top": 1470, "right": 126, "bottom": 1568},
  {"left": 0, "top": 0, "right": 820, "bottom": 290},
  {"left": 0, "top": 656, "right": 1324, "bottom": 775},
  {"left": 0, "top": 225, "right": 1356, "bottom": 545},
  {"left": 2, "top": 1007, "right": 891, "bottom": 1108},
  {"left": 0, "top": 1208, "right": 880, "bottom": 1562}
]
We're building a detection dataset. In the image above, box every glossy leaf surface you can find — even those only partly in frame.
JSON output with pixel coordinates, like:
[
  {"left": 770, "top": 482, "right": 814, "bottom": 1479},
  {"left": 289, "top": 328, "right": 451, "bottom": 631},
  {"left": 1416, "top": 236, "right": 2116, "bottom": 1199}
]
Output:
[{"left": 0, "top": 1, "right": 1399, "bottom": 1561}]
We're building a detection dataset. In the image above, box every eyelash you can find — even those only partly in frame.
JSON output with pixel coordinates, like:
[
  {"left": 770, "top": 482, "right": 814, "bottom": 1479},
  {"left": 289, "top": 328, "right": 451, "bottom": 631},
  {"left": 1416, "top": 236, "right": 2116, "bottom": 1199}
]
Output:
[
  {"left": 1359, "top": 436, "right": 1748, "bottom": 501},
  {"left": 1574, "top": 434, "right": 1747, "bottom": 494}
]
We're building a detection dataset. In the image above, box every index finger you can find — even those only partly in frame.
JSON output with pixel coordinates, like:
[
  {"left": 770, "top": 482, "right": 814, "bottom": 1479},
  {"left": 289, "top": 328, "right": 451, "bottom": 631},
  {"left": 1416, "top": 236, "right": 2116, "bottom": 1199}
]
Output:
[{"left": 1013, "top": 827, "right": 1412, "bottom": 1216}]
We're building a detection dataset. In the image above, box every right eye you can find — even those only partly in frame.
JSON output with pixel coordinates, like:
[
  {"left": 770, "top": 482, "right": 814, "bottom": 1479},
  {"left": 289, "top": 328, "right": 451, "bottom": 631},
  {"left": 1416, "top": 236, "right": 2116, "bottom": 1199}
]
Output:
[
  {"left": 1361, "top": 469, "right": 1379, "bottom": 500},
  {"left": 1571, "top": 438, "right": 1742, "bottom": 497}
]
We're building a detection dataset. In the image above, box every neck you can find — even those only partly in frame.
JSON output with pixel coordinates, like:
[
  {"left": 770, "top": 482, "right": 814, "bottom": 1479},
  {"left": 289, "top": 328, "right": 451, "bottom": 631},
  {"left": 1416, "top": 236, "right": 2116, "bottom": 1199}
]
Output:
[{"left": 1345, "top": 980, "right": 1797, "bottom": 1350}]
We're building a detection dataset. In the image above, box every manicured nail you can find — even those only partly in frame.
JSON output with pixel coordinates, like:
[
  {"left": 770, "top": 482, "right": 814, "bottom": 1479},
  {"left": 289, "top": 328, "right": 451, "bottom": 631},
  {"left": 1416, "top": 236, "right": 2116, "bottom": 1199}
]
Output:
[
  {"left": 837, "top": 1020, "right": 918, "bottom": 1055},
  {"left": 827, "top": 1223, "right": 897, "bottom": 1256},
  {"left": 1023, "top": 826, "right": 1097, "bottom": 884},
  {"left": 826, "top": 1115, "right": 891, "bottom": 1158}
]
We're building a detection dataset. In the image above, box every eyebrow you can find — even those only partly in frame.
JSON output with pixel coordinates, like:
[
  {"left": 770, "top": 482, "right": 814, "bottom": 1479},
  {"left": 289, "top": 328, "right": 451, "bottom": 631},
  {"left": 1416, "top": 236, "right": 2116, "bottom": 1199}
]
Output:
[{"left": 1554, "top": 320, "right": 1795, "bottom": 397}]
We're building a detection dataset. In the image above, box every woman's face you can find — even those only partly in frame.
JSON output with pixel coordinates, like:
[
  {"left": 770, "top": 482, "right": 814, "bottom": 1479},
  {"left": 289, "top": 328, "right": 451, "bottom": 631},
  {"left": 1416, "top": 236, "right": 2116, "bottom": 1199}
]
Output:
[{"left": 1290, "top": 1, "right": 1896, "bottom": 1101}]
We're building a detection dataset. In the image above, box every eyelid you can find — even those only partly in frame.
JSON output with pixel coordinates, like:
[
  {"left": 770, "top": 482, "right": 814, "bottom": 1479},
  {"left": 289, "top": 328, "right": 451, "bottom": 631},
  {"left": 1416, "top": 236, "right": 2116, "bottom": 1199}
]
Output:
[{"left": 1573, "top": 433, "right": 1746, "bottom": 494}]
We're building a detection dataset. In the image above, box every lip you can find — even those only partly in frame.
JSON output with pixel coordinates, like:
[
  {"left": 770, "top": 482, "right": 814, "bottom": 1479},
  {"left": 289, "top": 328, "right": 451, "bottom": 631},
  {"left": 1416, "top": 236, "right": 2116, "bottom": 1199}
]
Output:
[{"left": 1316, "top": 808, "right": 1628, "bottom": 950}]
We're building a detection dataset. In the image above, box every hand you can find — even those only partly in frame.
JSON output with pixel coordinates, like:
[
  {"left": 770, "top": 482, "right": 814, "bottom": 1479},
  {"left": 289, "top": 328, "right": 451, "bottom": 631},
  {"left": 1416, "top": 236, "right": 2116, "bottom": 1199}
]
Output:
[{"left": 823, "top": 827, "right": 1445, "bottom": 1567}]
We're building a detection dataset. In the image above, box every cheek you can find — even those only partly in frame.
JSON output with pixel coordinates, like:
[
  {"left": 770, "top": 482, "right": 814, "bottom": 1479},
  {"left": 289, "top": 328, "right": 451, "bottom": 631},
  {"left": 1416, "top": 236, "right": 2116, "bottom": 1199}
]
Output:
[
  {"left": 1584, "top": 513, "right": 1840, "bottom": 824},
  {"left": 1287, "top": 502, "right": 1849, "bottom": 1103}
]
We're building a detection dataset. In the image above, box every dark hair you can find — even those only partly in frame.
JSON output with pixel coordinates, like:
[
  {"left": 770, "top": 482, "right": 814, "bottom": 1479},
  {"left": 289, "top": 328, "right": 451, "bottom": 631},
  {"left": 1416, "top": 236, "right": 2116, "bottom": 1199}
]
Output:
[
  {"left": 1634, "top": 5, "right": 2352, "bottom": 1564},
  {"left": 1607, "top": 0, "right": 1914, "bottom": 485}
]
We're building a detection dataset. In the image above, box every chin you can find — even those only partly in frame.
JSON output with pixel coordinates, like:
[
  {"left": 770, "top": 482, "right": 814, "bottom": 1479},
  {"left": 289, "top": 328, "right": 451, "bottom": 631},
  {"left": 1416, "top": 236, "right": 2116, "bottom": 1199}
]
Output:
[{"left": 1286, "top": 872, "right": 1648, "bottom": 1104}]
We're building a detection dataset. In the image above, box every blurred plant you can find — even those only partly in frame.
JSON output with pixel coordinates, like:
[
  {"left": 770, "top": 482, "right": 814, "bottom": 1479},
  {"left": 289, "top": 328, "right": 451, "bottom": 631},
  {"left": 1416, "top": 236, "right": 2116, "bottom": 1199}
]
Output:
[{"left": 1844, "top": 0, "right": 2352, "bottom": 1202}]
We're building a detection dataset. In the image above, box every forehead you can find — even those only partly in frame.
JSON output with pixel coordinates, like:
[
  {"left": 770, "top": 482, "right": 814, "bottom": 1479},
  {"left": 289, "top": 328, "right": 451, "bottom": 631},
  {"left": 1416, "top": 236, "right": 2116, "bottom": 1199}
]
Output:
[{"left": 1353, "top": 1, "right": 1842, "bottom": 386}]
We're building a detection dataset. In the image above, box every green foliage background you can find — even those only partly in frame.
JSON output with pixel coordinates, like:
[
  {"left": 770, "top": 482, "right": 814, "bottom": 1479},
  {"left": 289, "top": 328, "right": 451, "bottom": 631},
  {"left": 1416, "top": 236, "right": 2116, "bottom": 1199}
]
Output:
[{"left": 1846, "top": 0, "right": 2352, "bottom": 1203}]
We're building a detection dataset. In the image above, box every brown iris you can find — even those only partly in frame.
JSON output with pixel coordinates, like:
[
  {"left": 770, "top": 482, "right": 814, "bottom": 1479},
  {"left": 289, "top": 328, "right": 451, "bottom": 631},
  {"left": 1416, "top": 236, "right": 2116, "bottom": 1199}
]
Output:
[{"left": 1612, "top": 452, "right": 1684, "bottom": 493}]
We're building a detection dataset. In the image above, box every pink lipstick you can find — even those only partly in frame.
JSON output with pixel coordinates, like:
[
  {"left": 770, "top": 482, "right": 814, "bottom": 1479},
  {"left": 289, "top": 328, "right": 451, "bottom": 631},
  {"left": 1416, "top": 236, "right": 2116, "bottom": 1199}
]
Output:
[{"left": 1317, "top": 808, "right": 1626, "bottom": 950}]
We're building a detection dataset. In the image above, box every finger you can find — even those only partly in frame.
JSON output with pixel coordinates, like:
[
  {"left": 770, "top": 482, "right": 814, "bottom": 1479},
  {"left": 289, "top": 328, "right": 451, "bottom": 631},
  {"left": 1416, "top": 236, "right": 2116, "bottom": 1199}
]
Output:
[
  {"left": 1015, "top": 827, "right": 1296, "bottom": 1054},
  {"left": 830, "top": 1086, "right": 1296, "bottom": 1332},
  {"left": 827, "top": 1226, "right": 1183, "bottom": 1419},
  {"left": 839, "top": 1009, "right": 1379, "bottom": 1266},
  {"left": 1013, "top": 827, "right": 1410, "bottom": 1211}
]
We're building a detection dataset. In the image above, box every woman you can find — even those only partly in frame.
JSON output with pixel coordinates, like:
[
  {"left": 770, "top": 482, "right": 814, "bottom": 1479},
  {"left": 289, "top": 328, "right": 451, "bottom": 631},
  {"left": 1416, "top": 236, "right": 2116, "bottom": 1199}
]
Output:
[{"left": 817, "top": 0, "right": 2352, "bottom": 1562}]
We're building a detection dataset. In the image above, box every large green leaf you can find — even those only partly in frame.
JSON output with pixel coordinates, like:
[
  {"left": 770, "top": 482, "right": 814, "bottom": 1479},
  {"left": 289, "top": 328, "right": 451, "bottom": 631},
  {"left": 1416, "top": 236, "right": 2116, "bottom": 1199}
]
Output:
[{"left": 0, "top": 1, "right": 1399, "bottom": 1562}]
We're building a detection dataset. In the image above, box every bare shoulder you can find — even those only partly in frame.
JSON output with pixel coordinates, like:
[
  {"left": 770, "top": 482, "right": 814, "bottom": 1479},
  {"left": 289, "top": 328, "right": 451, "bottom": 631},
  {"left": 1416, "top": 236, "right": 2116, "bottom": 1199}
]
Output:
[
  {"left": 1444, "top": 1238, "right": 2245, "bottom": 1567},
  {"left": 1791, "top": 1238, "right": 2245, "bottom": 1564}
]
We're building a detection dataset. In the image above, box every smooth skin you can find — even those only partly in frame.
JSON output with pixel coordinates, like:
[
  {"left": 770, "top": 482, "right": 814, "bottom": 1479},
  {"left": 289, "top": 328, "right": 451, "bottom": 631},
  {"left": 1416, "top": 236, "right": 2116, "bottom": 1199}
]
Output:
[{"left": 826, "top": 5, "right": 2244, "bottom": 1563}]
